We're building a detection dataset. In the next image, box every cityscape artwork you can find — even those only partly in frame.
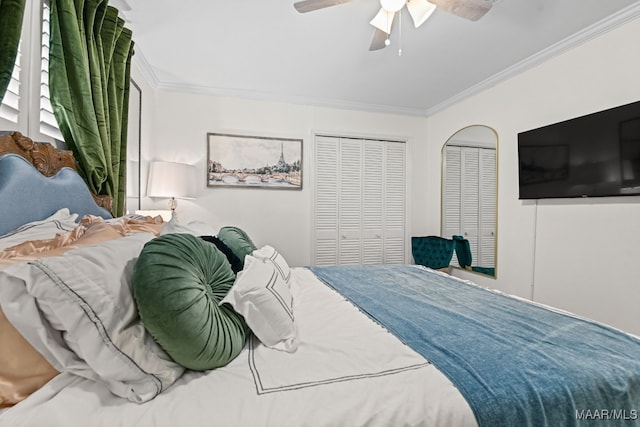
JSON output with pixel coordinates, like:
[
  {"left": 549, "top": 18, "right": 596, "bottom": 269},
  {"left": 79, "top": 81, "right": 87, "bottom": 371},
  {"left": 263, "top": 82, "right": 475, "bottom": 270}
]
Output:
[{"left": 207, "top": 132, "right": 302, "bottom": 189}]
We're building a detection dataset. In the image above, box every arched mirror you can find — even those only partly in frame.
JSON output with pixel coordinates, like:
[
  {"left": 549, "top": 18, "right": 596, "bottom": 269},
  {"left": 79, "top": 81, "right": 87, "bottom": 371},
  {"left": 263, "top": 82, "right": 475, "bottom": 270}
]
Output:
[{"left": 441, "top": 125, "right": 498, "bottom": 277}]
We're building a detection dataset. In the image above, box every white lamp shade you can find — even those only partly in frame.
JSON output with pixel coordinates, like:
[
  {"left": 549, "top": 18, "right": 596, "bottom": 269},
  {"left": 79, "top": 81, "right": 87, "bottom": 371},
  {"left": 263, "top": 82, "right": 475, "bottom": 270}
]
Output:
[
  {"left": 407, "top": 0, "right": 436, "bottom": 28},
  {"left": 147, "top": 161, "right": 197, "bottom": 199}
]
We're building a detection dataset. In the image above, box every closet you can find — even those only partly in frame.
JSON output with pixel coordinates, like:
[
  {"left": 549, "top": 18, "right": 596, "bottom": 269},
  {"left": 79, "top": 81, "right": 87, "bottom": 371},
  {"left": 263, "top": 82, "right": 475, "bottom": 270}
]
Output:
[{"left": 313, "top": 135, "right": 406, "bottom": 266}]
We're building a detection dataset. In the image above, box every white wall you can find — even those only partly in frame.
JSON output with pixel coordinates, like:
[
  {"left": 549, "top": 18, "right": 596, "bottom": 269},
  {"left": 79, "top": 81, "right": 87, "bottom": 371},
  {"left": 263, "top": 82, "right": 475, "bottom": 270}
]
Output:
[
  {"left": 426, "top": 15, "right": 640, "bottom": 335},
  {"left": 135, "top": 15, "right": 640, "bottom": 335},
  {"left": 137, "top": 88, "right": 428, "bottom": 268}
]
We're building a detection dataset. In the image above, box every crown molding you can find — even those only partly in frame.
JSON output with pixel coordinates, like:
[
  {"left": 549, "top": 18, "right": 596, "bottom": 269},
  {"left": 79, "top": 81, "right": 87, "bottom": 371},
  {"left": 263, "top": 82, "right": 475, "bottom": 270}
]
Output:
[
  {"left": 424, "top": 2, "right": 640, "bottom": 116},
  {"left": 151, "top": 79, "right": 428, "bottom": 117},
  {"left": 132, "top": 2, "right": 640, "bottom": 118},
  {"left": 132, "top": 50, "right": 160, "bottom": 88},
  {"left": 131, "top": 48, "right": 426, "bottom": 116}
]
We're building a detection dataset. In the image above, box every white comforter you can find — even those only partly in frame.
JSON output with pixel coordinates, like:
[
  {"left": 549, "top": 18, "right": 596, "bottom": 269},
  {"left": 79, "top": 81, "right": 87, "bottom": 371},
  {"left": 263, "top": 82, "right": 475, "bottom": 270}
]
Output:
[{"left": 1, "top": 268, "right": 475, "bottom": 427}]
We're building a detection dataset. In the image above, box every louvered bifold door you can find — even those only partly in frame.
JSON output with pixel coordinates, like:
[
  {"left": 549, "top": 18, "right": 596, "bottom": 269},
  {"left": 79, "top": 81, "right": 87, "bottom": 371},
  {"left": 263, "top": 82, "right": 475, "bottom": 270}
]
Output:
[
  {"left": 314, "top": 136, "right": 340, "bottom": 265},
  {"left": 478, "top": 147, "right": 496, "bottom": 268},
  {"left": 461, "top": 147, "right": 480, "bottom": 265},
  {"left": 362, "top": 140, "right": 384, "bottom": 264},
  {"left": 384, "top": 141, "right": 406, "bottom": 264},
  {"left": 313, "top": 136, "right": 407, "bottom": 266},
  {"left": 338, "top": 138, "right": 363, "bottom": 265},
  {"left": 443, "top": 145, "right": 462, "bottom": 265}
]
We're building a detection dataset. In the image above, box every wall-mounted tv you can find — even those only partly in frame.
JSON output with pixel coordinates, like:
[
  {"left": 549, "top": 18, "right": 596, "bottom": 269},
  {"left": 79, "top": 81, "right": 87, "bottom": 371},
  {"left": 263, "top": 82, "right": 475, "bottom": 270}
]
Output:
[{"left": 518, "top": 100, "right": 640, "bottom": 199}]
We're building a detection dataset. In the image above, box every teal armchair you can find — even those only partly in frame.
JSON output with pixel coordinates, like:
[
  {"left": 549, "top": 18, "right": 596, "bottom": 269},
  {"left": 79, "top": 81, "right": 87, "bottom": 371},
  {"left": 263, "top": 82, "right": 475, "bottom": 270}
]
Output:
[
  {"left": 452, "top": 235, "right": 472, "bottom": 269},
  {"left": 411, "top": 236, "right": 456, "bottom": 270}
]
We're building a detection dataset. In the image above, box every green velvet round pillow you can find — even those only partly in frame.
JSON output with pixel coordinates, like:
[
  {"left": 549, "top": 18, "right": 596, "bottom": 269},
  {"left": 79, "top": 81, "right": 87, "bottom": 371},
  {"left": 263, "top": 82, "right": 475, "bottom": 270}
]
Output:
[
  {"left": 132, "top": 233, "right": 248, "bottom": 371},
  {"left": 217, "top": 226, "right": 257, "bottom": 268}
]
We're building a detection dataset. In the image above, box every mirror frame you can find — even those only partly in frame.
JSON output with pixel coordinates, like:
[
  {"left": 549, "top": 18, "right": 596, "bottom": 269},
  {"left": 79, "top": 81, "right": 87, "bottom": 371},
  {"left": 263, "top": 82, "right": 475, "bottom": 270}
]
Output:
[
  {"left": 126, "top": 79, "right": 142, "bottom": 212},
  {"left": 440, "top": 124, "right": 498, "bottom": 278}
]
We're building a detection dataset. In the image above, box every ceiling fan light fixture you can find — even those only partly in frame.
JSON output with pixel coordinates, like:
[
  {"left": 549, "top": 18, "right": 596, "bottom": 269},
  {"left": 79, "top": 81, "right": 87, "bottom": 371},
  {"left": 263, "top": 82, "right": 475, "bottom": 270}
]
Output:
[
  {"left": 380, "top": 0, "right": 406, "bottom": 12},
  {"left": 406, "top": 0, "right": 436, "bottom": 28},
  {"left": 370, "top": 8, "right": 396, "bottom": 34}
]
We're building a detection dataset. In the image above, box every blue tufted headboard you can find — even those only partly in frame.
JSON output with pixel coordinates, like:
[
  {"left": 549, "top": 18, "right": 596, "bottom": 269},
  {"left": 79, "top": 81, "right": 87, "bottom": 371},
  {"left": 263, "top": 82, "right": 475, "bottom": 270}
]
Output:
[{"left": 0, "top": 135, "right": 113, "bottom": 235}]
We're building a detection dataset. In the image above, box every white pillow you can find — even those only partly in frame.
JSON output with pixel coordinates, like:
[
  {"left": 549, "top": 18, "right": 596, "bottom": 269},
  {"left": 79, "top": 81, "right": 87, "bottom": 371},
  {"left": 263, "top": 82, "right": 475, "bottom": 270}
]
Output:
[
  {"left": 252, "top": 245, "right": 291, "bottom": 284},
  {"left": 0, "top": 208, "right": 78, "bottom": 251},
  {"left": 221, "top": 255, "right": 298, "bottom": 353},
  {"left": 0, "top": 233, "right": 184, "bottom": 403}
]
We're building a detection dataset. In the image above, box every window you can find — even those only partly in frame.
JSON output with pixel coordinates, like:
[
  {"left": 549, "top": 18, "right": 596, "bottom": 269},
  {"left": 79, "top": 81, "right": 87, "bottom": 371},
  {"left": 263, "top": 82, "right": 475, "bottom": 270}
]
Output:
[
  {"left": 0, "top": 42, "right": 21, "bottom": 124},
  {"left": 0, "top": 0, "right": 62, "bottom": 143},
  {"left": 39, "top": 1, "right": 63, "bottom": 140}
]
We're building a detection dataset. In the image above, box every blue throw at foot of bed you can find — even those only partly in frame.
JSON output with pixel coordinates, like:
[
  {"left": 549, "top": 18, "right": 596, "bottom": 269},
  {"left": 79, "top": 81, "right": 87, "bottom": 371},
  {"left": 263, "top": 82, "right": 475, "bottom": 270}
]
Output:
[{"left": 309, "top": 264, "right": 640, "bottom": 427}]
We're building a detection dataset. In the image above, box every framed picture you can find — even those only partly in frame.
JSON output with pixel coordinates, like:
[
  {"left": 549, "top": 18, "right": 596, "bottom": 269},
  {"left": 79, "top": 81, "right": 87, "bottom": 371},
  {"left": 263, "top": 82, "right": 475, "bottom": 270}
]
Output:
[{"left": 207, "top": 132, "right": 302, "bottom": 189}]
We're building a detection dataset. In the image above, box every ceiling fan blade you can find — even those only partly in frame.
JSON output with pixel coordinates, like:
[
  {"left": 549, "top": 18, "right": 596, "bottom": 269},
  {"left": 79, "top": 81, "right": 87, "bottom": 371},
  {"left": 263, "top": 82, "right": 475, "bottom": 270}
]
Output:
[
  {"left": 427, "top": 0, "right": 492, "bottom": 21},
  {"left": 406, "top": 0, "right": 437, "bottom": 28},
  {"left": 369, "top": 28, "right": 389, "bottom": 51},
  {"left": 293, "top": 0, "right": 354, "bottom": 13},
  {"left": 369, "top": 8, "right": 396, "bottom": 34}
]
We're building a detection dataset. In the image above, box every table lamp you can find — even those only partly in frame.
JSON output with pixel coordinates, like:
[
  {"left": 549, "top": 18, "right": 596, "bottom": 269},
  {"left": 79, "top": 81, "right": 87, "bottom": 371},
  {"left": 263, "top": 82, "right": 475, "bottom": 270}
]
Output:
[{"left": 147, "top": 161, "right": 197, "bottom": 220}]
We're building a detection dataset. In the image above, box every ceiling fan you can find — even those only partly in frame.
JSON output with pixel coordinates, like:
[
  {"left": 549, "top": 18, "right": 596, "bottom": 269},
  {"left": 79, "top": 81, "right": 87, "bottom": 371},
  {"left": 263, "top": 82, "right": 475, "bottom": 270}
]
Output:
[{"left": 293, "top": 0, "right": 493, "bottom": 51}]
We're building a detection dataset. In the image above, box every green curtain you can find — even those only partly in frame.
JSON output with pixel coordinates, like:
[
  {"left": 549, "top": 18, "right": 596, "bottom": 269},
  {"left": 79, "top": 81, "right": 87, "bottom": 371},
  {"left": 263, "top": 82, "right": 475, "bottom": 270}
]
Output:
[
  {"left": 49, "top": 0, "right": 134, "bottom": 216},
  {"left": 0, "top": 0, "right": 26, "bottom": 104}
]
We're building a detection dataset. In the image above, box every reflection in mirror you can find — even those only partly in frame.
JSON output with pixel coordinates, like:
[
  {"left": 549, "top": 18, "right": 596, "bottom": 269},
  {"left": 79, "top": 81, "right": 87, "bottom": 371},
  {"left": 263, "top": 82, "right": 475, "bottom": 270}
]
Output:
[
  {"left": 126, "top": 79, "right": 142, "bottom": 212},
  {"left": 441, "top": 125, "right": 498, "bottom": 277}
]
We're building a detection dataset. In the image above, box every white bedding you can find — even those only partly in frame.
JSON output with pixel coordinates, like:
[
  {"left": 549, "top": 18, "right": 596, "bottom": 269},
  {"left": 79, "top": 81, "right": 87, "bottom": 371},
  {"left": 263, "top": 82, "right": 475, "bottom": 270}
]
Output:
[
  {"left": 0, "top": 209, "right": 78, "bottom": 251},
  {"left": 0, "top": 268, "right": 476, "bottom": 427},
  {"left": 0, "top": 233, "right": 184, "bottom": 403}
]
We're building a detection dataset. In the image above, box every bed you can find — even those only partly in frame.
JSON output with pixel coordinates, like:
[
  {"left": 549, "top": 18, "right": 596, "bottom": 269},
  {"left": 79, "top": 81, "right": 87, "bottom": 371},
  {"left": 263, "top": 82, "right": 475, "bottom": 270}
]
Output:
[{"left": 1, "top": 131, "right": 639, "bottom": 427}]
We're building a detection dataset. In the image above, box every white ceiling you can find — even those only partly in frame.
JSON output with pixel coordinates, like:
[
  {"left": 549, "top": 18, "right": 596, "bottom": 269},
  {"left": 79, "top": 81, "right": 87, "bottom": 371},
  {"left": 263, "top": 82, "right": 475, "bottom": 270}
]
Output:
[{"left": 122, "top": 0, "right": 640, "bottom": 116}]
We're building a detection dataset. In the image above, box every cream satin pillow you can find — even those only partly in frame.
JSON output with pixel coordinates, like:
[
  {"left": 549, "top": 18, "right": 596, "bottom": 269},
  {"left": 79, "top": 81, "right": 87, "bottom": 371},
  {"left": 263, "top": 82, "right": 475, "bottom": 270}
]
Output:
[
  {"left": 0, "top": 308, "right": 58, "bottom": 408},
  {"left": 0, "top": 208, "right": 78, "bottom": 251}
]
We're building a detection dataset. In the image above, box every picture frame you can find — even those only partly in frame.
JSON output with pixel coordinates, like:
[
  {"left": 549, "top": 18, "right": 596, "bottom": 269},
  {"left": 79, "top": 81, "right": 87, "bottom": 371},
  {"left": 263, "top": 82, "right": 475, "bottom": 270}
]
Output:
[{"left": 207, "top": 132, "right": 302, "bottom": 189}]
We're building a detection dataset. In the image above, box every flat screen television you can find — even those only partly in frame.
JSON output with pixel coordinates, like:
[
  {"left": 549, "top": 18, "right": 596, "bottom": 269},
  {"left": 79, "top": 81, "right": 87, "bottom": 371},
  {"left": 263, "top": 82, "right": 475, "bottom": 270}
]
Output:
[{"left": 518, "top": 100, "right": 640, "bottom": 199}]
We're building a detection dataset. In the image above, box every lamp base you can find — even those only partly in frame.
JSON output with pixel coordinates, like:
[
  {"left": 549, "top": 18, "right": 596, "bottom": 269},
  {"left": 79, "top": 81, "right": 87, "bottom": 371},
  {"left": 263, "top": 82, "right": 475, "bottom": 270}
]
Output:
[{"left": 169, "top": 197, "right": 178, "bottom": 220}]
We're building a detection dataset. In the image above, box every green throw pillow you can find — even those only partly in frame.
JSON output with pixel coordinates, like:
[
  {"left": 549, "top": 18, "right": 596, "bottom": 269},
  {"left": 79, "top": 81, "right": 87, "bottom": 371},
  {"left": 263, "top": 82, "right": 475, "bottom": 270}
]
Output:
[
  {"left": 217, "top": 226, "right": 257, "bottom": 267},
  {"left": 132, "top": 233, "right": 248, "bottom": 371}
]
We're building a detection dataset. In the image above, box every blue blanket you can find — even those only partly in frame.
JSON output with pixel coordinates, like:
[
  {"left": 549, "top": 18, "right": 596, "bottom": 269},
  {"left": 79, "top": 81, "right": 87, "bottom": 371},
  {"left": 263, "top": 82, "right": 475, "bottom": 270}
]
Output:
[{"left": 309, "top": 265, "right": 640, "bottom": 427}]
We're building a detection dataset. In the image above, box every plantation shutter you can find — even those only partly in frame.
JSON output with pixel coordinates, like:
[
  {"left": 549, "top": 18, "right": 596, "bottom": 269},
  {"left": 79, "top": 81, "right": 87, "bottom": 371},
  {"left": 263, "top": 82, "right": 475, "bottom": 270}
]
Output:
[
  {"left": 0, "top": 43, "right": 21, "bottom": 123},
  {"left": 39, "top": 0, "right": 63, "bottom": 140}
]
